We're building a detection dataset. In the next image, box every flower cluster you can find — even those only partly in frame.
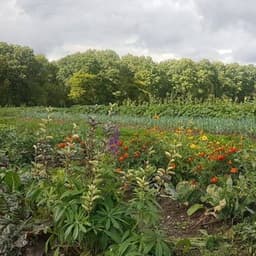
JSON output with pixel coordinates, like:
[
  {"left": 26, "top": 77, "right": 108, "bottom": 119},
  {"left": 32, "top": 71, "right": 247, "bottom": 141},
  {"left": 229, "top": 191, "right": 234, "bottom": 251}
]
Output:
[{"left": 57, "top": 134, "right": 81, "bottom": 149}]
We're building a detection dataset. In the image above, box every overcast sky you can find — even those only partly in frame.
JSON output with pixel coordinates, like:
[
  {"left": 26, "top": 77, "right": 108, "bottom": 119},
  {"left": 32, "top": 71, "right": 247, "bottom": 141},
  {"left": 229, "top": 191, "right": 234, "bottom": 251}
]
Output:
[{"left": 1, "top": 0, "right": 256, "bottom": 63}]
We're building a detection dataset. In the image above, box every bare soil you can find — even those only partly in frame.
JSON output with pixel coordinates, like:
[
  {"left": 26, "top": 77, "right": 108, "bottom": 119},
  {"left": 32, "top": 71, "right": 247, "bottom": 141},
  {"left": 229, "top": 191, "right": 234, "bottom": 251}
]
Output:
[{"left": 159, "top": 197, "right": 228, "bottom": 238}]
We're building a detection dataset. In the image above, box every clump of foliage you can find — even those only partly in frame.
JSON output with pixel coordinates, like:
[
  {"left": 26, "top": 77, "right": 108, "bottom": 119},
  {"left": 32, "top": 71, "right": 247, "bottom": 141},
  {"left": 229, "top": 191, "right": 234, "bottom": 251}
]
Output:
[
  {"left": 24, "top": 113, "right": 173, "bottom": 255},
  {"left": 0, "top": 168, "right": 32, "bottom": 255}
]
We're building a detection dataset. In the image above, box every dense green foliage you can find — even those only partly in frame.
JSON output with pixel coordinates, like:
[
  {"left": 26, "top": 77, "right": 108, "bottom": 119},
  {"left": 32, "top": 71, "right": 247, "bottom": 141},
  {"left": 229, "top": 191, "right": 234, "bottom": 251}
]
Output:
[
  {"left": 65, "top": 99, "right": 256, "bottom": 119},
  {"left": 0, "top": 108, "right": 256, "bottom": 255},
  {"left": 1, "top": 99, "right": 255, "bottom": 138},
  {"left": 0, "top": 42, "right": 66, "bottom": 106},
  {"left": 1, "top": 41, "right": 256, "bottom": 106}
]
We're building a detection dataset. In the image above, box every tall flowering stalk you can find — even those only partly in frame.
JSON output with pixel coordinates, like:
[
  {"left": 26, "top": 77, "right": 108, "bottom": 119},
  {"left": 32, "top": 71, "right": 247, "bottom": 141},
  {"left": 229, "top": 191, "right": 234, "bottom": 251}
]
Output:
[{"left": 106, "top": 125, "right": 120, "bottom": 155}]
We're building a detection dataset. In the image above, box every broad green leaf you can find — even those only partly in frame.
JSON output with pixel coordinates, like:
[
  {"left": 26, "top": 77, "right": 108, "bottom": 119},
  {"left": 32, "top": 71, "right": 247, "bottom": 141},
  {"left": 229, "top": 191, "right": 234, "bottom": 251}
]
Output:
[
  {"left": 187, "top": 203, "right": 204, "bottom": 216},
  {"left": 64, "top": 224, "right": 74, "bottom": 240},
  {"left": 73, "top": 224, "right": 79, "bottom": 240},
  {"left": 104, "top": 229, "right": 122, "bottom": 244}
]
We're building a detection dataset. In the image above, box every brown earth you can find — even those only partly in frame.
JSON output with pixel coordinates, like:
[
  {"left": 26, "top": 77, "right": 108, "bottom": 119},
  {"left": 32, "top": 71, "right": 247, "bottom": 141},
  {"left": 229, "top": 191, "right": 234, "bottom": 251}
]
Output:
[{"left": 159, "top": 197, "right": 229, "bottom": 238}]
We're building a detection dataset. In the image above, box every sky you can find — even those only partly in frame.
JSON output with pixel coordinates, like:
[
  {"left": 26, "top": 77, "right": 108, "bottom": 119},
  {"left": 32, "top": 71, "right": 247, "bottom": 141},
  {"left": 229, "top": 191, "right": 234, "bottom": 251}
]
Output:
[{"left": 1, "top": 0, "right": 256, "bottom": 63}]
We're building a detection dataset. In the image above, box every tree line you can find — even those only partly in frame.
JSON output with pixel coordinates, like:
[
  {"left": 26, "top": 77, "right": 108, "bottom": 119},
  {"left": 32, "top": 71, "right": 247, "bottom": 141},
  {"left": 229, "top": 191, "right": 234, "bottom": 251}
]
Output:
[{"left": 0, "top": 41, "right": 255, "bottom": 106}]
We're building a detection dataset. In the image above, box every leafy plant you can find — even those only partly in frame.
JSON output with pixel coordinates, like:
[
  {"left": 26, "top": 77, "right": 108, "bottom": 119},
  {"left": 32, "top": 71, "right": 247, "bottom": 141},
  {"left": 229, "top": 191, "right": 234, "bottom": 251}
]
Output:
[
  {"left": 105, "top": 229, "right": 173, "bottom": 256},
  {"left": 0, "top": 169, "right": 32, "bottom": 256}
]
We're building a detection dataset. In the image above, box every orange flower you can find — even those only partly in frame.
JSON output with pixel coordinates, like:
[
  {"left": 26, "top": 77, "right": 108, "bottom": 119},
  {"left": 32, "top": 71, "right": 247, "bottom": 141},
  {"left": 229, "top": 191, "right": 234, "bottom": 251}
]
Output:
[
  {"left": 169, "top": 163, "right": 176, "bottom": 170},
  {"left": 123, "top": 146, "right": 129, "bottom": 151},
  {"left": 198, "top": 152, "right": 206, "bottom": 157},
  {"left": 230, "top": 167, "right": 238, "bottom": 174},
  {"left": 57, "top": 142, "right": 66, "bottom": 149},
  {"left": 123, "top": 152, "right": 129, "bottom": 159},
  {"left": 118, "top": 156, "right": 125, "bottom": 162},
  {"left": 228, "top": 147, "right": 238, "bottom": 154},
  {"left": 217, "top": 155, "right": 225, "bottom": 161},
  {"left": 215, "top": 146, "right": 225, "bottom": 152},
  {"left": 117, "top": 140, "right": 123, "bottom": 147},
  {"left": 210, "top": 176, "right": 219, "bottom": 184}
]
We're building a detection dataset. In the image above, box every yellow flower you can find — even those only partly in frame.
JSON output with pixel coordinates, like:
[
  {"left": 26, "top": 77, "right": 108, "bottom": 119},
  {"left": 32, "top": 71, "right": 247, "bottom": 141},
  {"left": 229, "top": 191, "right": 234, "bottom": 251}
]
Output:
[
  {"left": 190, "top": 143, "right": 198, "bottom": 149},
  {"left": 200, "top": 135, "right": 208, "bottom": 141}
]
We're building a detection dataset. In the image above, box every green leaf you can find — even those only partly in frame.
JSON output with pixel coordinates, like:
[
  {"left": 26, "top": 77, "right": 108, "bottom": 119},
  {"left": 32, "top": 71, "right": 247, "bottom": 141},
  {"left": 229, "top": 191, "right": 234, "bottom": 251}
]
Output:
[
  {"left": 187, "top": 203, "right": 204, "bottom": 216},
  {"left": 60, "top": 189, "right": 83, "bottom": 199},
  {"left": 64, "top": 224, "right": 74, "bottom": 240},
  {"left": 79, "top": 223, "right": 88, "bottom": 233},
  {"left": 54, "top": 207, "right": 66, "bottom": 223},
  {"left": 105, "top": 229, "right": 122, "bottom": 244},
  {"left": 73, "top": 224, "right": 79, "bottom": 240},
  {"left": 155, "top": 241, "right": 163, "bottom": 256},
  {"left": 175, "top": 239, "right": 191, "bottom": 254},
  {"left": 143, "top": 242, "right": 154, "bottom": 254},
  {"left": 106, "top": 218, "right": 111, "bottom": 230},
  {"left": 111, "top": 218, "right": 122, "bottom": 232},
  {"left": 53, "top": 247, "right": 60, "bottom": 256},
  {"left": 4, "top": 171, "right": 21, "bottom": 191},
  {"left": 226, "top": 175, "right": 233, "bottom": 187}
]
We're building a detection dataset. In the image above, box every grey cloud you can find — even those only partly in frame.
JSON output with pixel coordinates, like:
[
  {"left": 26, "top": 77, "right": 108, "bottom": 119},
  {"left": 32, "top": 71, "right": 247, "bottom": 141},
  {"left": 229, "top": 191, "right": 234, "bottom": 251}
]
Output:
[
  {"left": 0, "top": 0, "right": 256, "bottom": 63},
  {"left": 195, "top": 0, "right": 256, "bottom": 32}
]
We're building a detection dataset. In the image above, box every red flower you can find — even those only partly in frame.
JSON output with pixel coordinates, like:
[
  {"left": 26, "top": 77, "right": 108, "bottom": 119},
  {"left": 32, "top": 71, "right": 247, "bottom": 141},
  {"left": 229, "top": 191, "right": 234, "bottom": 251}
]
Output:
[
  {"left": 123, "top": 146, "right": 129, "bottom": 151},
  {"left": 217, "top": 155, "right": 225, "bottom": 161},
  {"left": 57, "top": 142, "right": 67, "bottom": 149},
  {"left": 230, "top": 167, "right": 238, "bottom": 174},
  {"left": 228, "top": 147, "right": 238, "bottom": 154},
  {"left": 210, "top": 176, "right": 219, "bottom": 184},
  {"left": 117, "top": 140, "right": 123, "bottom": 147},
  {"left": 118, "top": 156, "right": 125, "bottom": 162},
  {"left": 123, "top": 153, "right": 129, "bottom": 159}
]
